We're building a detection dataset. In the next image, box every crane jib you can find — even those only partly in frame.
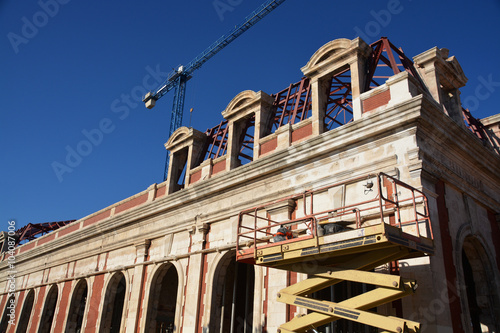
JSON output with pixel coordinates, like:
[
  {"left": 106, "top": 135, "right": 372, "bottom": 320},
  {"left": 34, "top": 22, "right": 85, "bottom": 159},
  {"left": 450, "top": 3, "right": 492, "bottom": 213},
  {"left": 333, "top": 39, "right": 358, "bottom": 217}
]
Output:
[
  {"left": 141, "top": 0, "right": 287, "bottom": 181},
  {"left": 144, "top": 0, "right": 286, "bottom": 105}
]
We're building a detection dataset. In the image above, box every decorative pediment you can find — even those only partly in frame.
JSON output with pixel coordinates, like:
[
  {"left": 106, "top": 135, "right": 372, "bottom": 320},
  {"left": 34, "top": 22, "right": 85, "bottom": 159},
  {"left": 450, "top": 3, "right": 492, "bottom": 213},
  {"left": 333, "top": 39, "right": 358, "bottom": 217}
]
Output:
[
  {"left": 414, "top": 47, "right": 468, "bottom": 89},
  {"left": 303, "top": 38, "right": 351, "bottom": 70},
  {"left": 166, "top": 126, "right": 190, "bottom": 148},
  {"left": 165, "top": 126, "right": 206, "bottom": 153},
  {"left": 301, "top": 38, "right": 371, "bottom": 78},
  {"left": 225, "top": 90, "right": 258, "bottom": 112},
  {"left": 222, "top": 90, "right": 273, "bottom": 121},
  {"left": 444, "top": 55, "right": 467, "bottom": 88}
]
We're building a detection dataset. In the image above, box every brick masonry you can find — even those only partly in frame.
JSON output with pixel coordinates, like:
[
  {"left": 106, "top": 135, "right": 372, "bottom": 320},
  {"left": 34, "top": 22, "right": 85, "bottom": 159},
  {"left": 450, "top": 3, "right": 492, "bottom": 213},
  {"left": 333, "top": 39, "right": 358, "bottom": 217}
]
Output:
[{"left": 362, "top": 89, "right": 391, "bottom": 113}]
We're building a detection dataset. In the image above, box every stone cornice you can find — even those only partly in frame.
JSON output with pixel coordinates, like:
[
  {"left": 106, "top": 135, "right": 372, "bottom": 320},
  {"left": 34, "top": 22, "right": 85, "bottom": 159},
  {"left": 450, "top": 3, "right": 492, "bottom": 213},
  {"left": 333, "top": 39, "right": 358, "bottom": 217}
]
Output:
[
  {"left": 419, "top": 98, "right": 500, "bottom": 177},
  {"left": 415, "top": 98, "right": 500, "bottom": 209},
  {"left": 0, "top": 242, "right": 237, "bottom": 296},
  {"left": 481, "top": 114, "right": 500, "bottom": 126}
]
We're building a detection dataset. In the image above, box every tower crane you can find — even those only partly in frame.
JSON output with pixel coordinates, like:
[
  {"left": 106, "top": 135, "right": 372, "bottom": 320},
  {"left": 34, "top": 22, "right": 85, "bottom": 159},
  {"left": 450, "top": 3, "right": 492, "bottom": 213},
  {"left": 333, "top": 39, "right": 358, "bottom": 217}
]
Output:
[{"left": 142, "top": 0, "right": 287, "bottom": 180}]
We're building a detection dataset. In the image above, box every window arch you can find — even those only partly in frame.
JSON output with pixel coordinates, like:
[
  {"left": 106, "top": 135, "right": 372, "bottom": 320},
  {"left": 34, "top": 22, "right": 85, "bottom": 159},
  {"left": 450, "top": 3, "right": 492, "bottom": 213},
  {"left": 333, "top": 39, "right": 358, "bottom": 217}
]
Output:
[
  {"left": 99, "top": 272, "right": 127, "bottom": 333},
  {"left": 208, "top": 251, "right": 255, "bottom": 332},
  {"left": 38, "top": 285, "right": 59, "bottom": 333},
  {"left": 0, "top": 295, "right": 15, "bottom": 332},
  {"left": 65, "top": 279, "right": 88, "bottom": 333},
  {"left": 461, "top": 236, "right": 500, "bottom": 332},
  {"left": 15, "top": 289, "right": 35, "bottom": 333},
  {"left": 145, "top": 263, "right": 180, "bottom": 332}
]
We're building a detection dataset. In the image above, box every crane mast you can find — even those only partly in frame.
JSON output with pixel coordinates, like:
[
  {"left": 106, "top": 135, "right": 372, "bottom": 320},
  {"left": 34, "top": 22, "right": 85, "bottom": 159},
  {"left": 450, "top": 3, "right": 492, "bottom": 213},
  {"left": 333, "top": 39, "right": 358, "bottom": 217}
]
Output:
[{"left": 142, "top": 0, "right": 287, "bottom": 180}]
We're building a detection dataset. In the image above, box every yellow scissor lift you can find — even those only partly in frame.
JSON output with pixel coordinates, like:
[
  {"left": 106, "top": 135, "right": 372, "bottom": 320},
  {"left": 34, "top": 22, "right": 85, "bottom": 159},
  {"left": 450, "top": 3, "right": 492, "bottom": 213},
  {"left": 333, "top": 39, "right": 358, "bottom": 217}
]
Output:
[{"left": 236, "top": 173, "right": 434, "bottom": 333}]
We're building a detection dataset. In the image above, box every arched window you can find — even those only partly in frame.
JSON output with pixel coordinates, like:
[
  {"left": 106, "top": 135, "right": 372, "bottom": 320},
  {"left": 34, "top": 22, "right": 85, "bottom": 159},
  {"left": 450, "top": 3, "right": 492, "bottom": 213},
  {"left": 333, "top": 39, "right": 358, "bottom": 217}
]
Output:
[
  {"left": 145, "top": 264, "right": 179, "bottom": 332},
  {"left": 209, "top": 251, "right": 255, "bottom": 332},
  {"left": 38, "top": 285, "right": 59, "bottom": 333},
  {"left": 15, "top": 289, "right": 34, "bottom": 333},
  {"left": 65, "top": 279, "right": 88, "bottom": 333},
  {"left": 0, "top": 295, "right": 15, "bottom": 332},
  {"left": 99, "top": 272, "right": 127, "bottom": 333},
  {"left": 461, "top": 236, "right": 500, "bottom": 332}
]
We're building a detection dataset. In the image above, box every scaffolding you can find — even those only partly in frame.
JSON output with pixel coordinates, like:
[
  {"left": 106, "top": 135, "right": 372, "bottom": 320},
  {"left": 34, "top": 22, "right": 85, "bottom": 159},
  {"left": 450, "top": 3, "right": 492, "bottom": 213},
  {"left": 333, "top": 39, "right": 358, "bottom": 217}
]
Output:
[{"left": 236, "top": 173, "right": 434, "bottom": 332}]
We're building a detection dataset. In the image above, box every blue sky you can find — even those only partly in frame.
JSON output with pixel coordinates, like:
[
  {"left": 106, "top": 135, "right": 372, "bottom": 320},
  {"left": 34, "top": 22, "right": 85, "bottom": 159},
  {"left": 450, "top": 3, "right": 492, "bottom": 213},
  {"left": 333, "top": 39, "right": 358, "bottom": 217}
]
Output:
[{"left": 1, "top": 0, "right": 499, "bottom": 231}]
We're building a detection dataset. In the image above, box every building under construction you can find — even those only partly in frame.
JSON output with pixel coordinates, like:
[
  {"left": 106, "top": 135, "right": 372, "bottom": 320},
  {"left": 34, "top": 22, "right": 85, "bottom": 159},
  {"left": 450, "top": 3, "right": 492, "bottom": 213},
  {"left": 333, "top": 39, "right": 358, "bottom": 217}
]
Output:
[{"left": 0, "top": 36, "right": 499, "bottom": 333}]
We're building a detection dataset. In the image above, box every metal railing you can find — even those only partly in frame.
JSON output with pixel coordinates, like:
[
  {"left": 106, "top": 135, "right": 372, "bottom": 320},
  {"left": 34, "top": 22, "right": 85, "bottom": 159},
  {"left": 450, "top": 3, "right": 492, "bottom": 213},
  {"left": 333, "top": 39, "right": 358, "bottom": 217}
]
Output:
[{"left": 236, "top": 173, "right": 432, "bottom": 260}]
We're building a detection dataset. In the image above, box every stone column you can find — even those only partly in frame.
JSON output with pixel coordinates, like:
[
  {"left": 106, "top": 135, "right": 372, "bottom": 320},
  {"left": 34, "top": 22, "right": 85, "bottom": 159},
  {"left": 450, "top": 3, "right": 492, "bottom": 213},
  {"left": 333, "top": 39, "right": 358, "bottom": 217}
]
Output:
[
  {"left": 85, "top": 274, "right": 106, "bottom": 333},
  {"left": 310, "top": 78, "right": 329, "bottom": 135},
  {"left": 28, "top": 286, "right": 46, "bottom": 333},
  {"left": 254, "top": 94, "right": 275, "bottom": 159},
  {"left": 225, "top": 120, "right": 244, "bottom": 171},
  {"left": 350, "top": 55, "right": 369, "bottom": 120},
  {"left": 252, "top": 265, "right": 265, "bottom": 330}
]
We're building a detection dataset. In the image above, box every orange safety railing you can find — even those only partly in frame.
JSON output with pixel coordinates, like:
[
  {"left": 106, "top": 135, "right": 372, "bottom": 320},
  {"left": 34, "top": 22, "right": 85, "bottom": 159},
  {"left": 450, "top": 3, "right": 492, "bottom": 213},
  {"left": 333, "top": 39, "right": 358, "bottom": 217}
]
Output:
[{"left": 236, "top": 173, "right": 433, "bottom": 261}]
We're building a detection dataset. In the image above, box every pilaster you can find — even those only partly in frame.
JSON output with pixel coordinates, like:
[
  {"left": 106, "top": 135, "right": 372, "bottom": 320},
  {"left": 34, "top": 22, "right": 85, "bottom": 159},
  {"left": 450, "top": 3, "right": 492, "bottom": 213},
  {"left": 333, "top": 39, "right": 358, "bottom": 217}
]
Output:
[
  {"left": 124, "top": 239, "right": 150, "bottom": 333},
  {"left": 182, "top": 226, "right": 204, "bottom": 332}
]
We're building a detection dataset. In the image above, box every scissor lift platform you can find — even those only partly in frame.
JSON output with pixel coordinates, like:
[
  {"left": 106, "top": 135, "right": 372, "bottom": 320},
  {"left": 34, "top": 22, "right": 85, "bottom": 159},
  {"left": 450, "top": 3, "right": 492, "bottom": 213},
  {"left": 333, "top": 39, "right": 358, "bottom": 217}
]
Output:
[
  {"left": 238, "top": 222, "right": 433, "bottom": 268},
  {"left": 236, "top": 173, "right": 434, "bottom": 333}
]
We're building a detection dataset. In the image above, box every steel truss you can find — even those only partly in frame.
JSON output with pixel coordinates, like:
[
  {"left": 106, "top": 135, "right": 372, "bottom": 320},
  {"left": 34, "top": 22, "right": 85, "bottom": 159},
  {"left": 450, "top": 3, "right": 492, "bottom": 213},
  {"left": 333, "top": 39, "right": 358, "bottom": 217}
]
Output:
[
  {"left": 463, "top": 107, "right": 500, "bottom": 152},
  {"left": 11, "top": 220, "right": 75, "bottom": 246},
  {"left": 272, "top": 77, "right": 312, "bottom": 130},
  {"left": 366, "top": 37, "right": 424, "bottom": 90}
]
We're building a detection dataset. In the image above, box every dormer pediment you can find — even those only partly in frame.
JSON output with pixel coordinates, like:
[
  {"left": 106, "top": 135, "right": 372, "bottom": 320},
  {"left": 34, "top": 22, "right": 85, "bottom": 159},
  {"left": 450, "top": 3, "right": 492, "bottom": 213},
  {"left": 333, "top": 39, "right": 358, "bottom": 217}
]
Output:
[
  {"left": 301, "top": 38, "right": 371, "bottom": 79},
  {"left": 414, "top": 47, "right": 468, "bottom": 90},
  {"left": 165, "top": 126, "right": 206, "bottom": 153},
  {"left": 444, "top": 55, "right": 467, "bottom": 88},
  {"left": 222, "top": 90, "right": 273, "bottom": 121}
]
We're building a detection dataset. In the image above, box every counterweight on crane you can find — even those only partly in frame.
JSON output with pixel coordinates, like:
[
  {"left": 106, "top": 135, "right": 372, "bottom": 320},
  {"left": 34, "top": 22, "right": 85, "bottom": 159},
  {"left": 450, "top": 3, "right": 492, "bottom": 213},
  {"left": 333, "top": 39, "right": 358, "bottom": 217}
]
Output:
[{"left": 142, "top": 0, "right": 287, "bottom": 180}]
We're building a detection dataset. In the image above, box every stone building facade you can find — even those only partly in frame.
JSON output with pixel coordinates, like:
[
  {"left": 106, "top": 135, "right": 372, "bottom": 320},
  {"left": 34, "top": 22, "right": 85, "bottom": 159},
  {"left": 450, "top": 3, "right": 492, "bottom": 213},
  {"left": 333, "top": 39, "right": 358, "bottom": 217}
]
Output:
[{"left": 0, "top": 37, "right": 499, "bottom": 333}]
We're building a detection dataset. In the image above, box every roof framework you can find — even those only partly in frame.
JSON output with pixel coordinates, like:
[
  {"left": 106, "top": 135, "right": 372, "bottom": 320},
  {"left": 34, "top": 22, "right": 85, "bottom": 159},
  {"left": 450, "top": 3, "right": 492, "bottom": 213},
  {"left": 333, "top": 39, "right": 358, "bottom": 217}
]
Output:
[
  {"left": 201, "top": 38, "right": 494, "bottom": 166},
  {"left": 202, "top": 38, "right": 423, "bottom": 163},
  {"left": 12, "top": 220, "right": 75, "bottom": 246}
]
